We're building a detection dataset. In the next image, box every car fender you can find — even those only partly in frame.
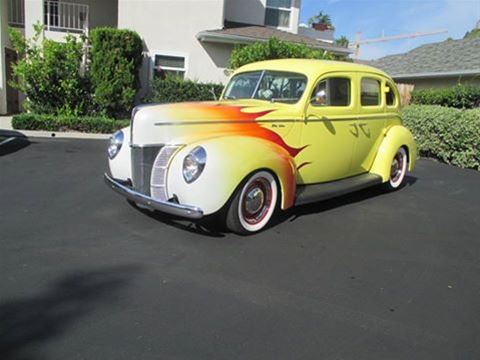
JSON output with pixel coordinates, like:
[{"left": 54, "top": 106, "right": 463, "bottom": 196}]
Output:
[
  {"left": 370, "top": 125, "right": 417, "bottom": 182},
  {"left": 167, "top": 136, "right": 297, "bottom": 215},
  {"left": 108, "top": 126, "right": 131, "bottom": 181}
]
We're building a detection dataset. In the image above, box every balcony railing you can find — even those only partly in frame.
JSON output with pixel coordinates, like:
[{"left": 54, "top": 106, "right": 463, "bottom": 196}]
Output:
[
  {"left": 44, "top": 1, "right": 89, "bottom": 33},
  {"left": 8, "top": 0, "right": 25, "bottom": 27}
]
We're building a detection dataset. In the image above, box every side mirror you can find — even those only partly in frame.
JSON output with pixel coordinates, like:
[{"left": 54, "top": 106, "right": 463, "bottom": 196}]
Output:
[{"left": 311, "top": 89, "right": 327, "bottom": 106}]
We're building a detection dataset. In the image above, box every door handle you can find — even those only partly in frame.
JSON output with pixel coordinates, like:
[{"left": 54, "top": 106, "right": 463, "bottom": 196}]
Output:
[{"left": 305, "top": 115, "right": 330, "bottom": 124}]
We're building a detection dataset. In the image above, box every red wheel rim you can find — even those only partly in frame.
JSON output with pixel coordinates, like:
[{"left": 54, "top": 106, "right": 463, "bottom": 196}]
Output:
[
  {"left": 390, "top": 151, "right": 405, "bottom": 183},
  {"left": 241, "top": 178, "right": 272, "bottom": 225}
]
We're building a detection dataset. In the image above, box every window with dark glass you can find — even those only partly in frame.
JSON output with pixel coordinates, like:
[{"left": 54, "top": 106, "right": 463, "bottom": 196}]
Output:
[
  {"left": 265, "top": 0, "right": 291, "bottom": 28},
  {"left": 311, "top": 77, "right": 351, "bottom": 107},
  {"left": 154, "top": 55, "right": 186, "bottom": 79},
  {"left": 361, "top": 78, "right": 381, "bottom": 106},
  {"left": 386, "top": 82, "right": 397, "bottom": 106},
  {"left": 223, "top": 70, "right": 307, "bottom": 103}
]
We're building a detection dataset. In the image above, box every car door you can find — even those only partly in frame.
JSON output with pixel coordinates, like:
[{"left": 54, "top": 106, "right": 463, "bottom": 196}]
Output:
[
  {"left": 350, "top": 74, "right": 387, "bottom": 175},
  {"left": 296, "top": 72, "right": 358, "bottom": 184}
]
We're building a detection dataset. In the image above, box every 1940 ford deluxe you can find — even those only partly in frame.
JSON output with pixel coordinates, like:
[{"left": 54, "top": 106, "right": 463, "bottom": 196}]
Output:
[{"left": 105, "top": 59, "right": 416, "bottom": 234}]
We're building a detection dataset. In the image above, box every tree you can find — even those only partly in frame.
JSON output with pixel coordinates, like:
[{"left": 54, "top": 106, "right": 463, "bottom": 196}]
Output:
[
  {"left": 335, "top": 36, "right": 349, "bottom": 48},
  {"left": 9, "top": 24, "right": 91, "bottom": 116},
  {"left": 89, "top": 28, "right": 143, "bottom": 119},
  {"left": 464, "top": 28, "right": 480, "bottom": 39},
  {"left": 308, "top": 11, "right": 334, "bottom": 29},
  {"left": 229, "top": 38, "right": 337, "bottom": 69}
]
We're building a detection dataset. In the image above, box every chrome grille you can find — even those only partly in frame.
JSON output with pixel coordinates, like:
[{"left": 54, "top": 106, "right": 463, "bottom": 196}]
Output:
[
  {"left": 131, "top": 145, "right": 162, "bottom": 196},
  {"left": 151, "top": 145, "right": 181, "bottom": 202}
]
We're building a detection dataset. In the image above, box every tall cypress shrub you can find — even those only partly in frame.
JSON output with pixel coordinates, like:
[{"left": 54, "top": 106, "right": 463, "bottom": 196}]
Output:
[{"left": 89, "top": 28, "right": 143, "bottom": 118}]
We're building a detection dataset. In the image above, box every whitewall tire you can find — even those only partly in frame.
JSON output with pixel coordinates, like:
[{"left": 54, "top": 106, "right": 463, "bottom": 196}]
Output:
[
  {"left": 386, "top": 147, "right": 408, "bottom": 190},
  {"left": 226, "top": 171, "right": 278, "bottom": 235}
]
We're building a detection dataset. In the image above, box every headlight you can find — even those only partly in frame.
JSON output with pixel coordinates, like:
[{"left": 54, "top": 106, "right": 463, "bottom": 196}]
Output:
[
  {"left": 183, "top": 146, "right": 207, "bottom": 183},
  {"left": 108, "top": 130, "right": 124, "bottom": 160}
]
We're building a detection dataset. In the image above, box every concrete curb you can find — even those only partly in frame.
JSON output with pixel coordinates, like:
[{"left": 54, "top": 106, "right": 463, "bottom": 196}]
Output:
[{"left": 0, "top": 116, "right": 111, "bottom": 140}]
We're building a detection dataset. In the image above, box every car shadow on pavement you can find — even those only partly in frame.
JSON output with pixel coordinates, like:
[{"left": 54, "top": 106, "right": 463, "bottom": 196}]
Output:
[
  {"left": 0, "top": 264, "right": 143, "bottom": 360},
  {"left": 134, "top": 204, "right": 227, "bottom": 238},
  {"left": 0, "top": 131, "right": 31, "bottom": 157},
  {"left": 133, "top": 176, "right": 417, "bottom": 237},
  {"left": 273, "top": 175, "right": 418, "bottom": 226}
]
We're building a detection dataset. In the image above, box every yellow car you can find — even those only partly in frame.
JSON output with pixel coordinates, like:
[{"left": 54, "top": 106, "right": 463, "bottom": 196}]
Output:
[{"left": 105, "top": 59, "right": 416, "bottom": 234}]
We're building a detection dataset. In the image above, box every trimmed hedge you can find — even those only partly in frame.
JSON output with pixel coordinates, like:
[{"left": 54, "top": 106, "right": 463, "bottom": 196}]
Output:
[
  {"left": 229, "top": 37, "right": 339, "bottom": 69},
  {"left": 402, "top": 105, "right": 480, "bottom": 170},
  {"left": 89, "top": 27, "right": 143, "bottom": 118},
  {"left": 411, "top": 85, "right": 480, "bottom": 109},
  {"left": 149, "top": 76, "right": 224, "bottom": 103},
  {"left": 12, "top": 114, "right": 129, "bottom": 134}
]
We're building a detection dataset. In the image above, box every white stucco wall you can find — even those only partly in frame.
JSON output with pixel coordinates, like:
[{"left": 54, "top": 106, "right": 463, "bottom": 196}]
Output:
[
  {"left": 118, "top": 0, "right": 229, "bottom": 89},
  {"left": 224, "top": 0, "right": 300, "bottom": 34},
  {"left": 0, "top": 0, "right": 8, "bottom": 114},
  {"left": 24, "top": 0, "right": 43, "bottom": 39}
]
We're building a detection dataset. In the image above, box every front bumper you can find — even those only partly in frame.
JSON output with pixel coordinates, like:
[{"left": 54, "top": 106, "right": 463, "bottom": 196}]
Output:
[{"left": 104, "top": 173, "right": 204, "bottom": 219}]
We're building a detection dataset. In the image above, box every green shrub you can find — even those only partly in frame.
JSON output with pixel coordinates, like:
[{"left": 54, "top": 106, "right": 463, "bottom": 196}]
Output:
[
  {"left": 9, "top": 24, "right": 91, "bottom": 116},
  {"left": 12, "top": 113, "right": 129, "bottom": 134},
  {"left": 149, "top": 76, "right": 224, "bottom": 103},
  {"left": 411, "top": 85, "right": 480, "bottom": 109},
  {"left": 229, "top": 38, "right": 340, "bottom": 69},
  {"left": 402, "top": 105, "right": 480, "bottom": 170},
  {"left": 89, "top": 27, "right": 143, "bottom": 118}
]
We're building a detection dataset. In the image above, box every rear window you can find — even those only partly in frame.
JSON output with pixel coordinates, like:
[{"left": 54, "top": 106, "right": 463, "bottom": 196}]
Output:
[
  {"left": 361, "top": 78, "right": 381, "bottom": 106},
  {"left": 386, "top": 82, "right": 397, "bottom": 106}
]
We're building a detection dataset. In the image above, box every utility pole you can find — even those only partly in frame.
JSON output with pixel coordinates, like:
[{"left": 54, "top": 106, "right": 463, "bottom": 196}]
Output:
[{"left": 352, "top": 29, "right": 448, "bottom": 59}]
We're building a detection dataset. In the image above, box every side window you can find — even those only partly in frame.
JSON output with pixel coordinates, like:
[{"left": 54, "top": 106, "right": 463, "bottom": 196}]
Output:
[
  {"left": 361, "top": 78, "right": 381, "bottom": 106},
  {"left": 311, "top": 77, "right": 351, "bottom": 107},
  {"left": 386, "top": 82, "right": 397, "bottom": 106}
]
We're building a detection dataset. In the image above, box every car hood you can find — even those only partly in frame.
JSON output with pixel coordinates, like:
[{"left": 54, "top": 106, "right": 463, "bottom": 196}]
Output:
[{"left": 131, "top": 100, "right": 300, "bottom": 147}]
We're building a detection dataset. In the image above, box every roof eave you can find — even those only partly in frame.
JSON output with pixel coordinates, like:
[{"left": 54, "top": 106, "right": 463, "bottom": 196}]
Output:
[
  {"left": 390, "top": 69, "right": 480, "bottom": 79},
  {"left": 196, "top": 31, "right": 353, "bottom": 55}
]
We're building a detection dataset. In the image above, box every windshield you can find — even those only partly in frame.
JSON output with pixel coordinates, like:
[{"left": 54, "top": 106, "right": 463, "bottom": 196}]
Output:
[{"left": 223, "top": 70, "right": 308, "bottom": 104}]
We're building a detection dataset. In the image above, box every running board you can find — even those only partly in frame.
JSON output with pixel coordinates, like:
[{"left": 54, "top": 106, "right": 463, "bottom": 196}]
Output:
[{"left": 295, "top": 173, "right": 383, "bottom": 206}]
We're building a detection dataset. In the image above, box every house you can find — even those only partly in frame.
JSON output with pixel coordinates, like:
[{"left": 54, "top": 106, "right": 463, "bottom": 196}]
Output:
[
  {"left": 371, "top": 37, "right": 480, "bottom": 90},
  {"left": 0, "top": 0, "right": 352, "bottom": 115}
]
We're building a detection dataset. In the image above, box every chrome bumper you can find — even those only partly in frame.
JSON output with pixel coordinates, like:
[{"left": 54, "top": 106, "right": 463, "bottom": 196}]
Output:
[{"left": 104, "top": 173, "right": 204, "bottom": 219}]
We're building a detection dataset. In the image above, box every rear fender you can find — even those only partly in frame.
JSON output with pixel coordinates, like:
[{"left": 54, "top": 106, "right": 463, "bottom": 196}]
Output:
[
  {"left": 167, "top": 136, "right": 296, "bottom": 215},
  {"left": 370, "top": 125, "right": 417, "bottom": 182}
]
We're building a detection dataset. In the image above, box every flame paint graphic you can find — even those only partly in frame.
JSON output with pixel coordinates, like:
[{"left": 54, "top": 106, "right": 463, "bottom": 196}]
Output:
[{"left": 186, "top": 103, "right": 308, "bottom": 158}]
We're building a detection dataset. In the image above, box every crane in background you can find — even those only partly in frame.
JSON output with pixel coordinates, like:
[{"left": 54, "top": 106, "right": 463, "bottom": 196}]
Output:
[{"left": 351, "top": 29, "right": 449, "bottom": 59}]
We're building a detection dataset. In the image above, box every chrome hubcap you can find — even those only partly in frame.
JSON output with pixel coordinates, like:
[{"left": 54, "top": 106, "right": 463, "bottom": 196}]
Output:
[
  {"left": 241, "top": 178, "right": 272, "bottom": 225},
  {"left": 245, "top": 187, "right": 265, "bottom": 215}
]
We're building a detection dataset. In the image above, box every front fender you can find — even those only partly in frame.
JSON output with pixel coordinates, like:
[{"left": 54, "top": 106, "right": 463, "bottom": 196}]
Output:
[
  {"left": 167, "top": 136, "right": 296, "bottom": 215},
  {"left": 370, "top": 125, "right": 417, "bottom": 182}
]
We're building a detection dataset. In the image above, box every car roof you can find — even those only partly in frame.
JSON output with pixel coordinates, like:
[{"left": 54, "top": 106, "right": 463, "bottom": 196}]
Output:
[{"left": 236, "top": 59, "right": 391, "bottom": 80}]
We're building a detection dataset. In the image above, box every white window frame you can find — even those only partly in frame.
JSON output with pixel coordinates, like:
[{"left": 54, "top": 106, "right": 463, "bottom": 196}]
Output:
[
  {"left": 265, "top": 0, "right": 292, "bottom": 30},
  {"left": 150, "top": 51, "right": 189, "bottom": 80}
]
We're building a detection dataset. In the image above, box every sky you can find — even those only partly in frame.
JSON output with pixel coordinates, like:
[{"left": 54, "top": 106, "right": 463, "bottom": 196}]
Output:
[{"left": 299, "top": 0, "right": 480, "bottom": 60}]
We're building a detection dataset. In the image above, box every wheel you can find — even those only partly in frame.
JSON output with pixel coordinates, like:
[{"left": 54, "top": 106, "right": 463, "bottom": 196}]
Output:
[
  {"left": 226, "top": 171, "right": 278, "bottom": 235},
  {"left": 385, "top": 147, "right": 408, "bottom": 191}
]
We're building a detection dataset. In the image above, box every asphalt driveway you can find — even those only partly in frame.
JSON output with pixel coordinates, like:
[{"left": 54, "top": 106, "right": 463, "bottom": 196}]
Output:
[{"left": 1, "top": 137, "right": 479, "bottom": 360}]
